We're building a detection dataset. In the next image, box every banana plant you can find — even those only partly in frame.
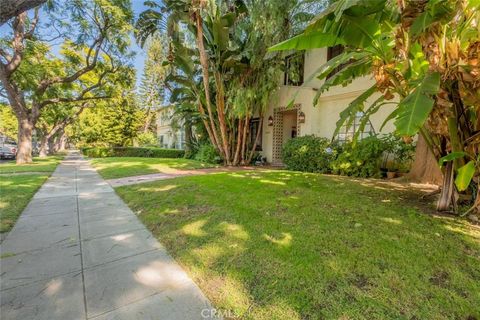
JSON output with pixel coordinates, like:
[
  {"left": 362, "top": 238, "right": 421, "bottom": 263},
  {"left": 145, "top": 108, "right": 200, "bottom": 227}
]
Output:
[{"left": 270, "top": 0, "right": 480, "bottom": 215}]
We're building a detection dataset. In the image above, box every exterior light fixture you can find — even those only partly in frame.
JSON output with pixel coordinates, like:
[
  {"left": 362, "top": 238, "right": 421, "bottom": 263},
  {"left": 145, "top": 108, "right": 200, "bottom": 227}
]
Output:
[
  {"left": 298, "top": 111, "right": 306, "bottom": 123},
  {"left": 268, "top": 116, "right": 274, "bottom": 126}
]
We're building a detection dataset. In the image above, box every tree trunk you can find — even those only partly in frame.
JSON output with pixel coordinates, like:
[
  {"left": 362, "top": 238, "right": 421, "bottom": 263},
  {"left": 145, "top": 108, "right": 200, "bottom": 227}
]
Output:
[
  {"left": 47, "top": 134, "right": 55, "bottom": 155},
  {"left": 52, "top": 128, "right": 65, "bottom": 153},
  {"left": 214, "top": 71, "right": 231, "bottom": 164},
  {"left": 38, "top": 134, "right": 48, "bottom": 158},
  {"left": 233, "top": 119, "right": 244, "bottom": 166},
  {"left": 247, "top": 116, "right": 263, "bottom": 163},
  {"left": 437, "top": 161, "right": 456, "bottom": 212},
  {"left": 407, "top": 134, "right": 443, "bottom": 185},
  {"left": 194, "top": 11, "right": 223, "bottom": 159},
  {"left": 58, "top": 129, "right": 67, "bottom": 151},
  {"left": 16, "top": 116, "right": 34, "bottom": 164}
]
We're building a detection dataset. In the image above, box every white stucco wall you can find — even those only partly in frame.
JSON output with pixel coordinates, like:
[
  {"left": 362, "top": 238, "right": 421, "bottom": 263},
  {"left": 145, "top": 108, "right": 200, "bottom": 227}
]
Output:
[
  {"left": 156, "top": 107, "right": 185, "bottom": 149},
  {"left": 261, "top": 48, "right": 397, "bottom": 163}
]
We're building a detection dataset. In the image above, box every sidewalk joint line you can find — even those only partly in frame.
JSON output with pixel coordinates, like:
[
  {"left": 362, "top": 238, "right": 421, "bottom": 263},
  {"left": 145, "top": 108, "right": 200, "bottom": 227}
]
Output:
[{"left": 75, "top": 164, "right": 89, "bottom": 320}]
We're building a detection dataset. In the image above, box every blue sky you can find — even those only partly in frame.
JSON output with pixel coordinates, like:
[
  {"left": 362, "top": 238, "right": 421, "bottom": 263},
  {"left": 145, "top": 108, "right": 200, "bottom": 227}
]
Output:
[{"left": 131, "top": 1, "right": 150, "bottom": 88}]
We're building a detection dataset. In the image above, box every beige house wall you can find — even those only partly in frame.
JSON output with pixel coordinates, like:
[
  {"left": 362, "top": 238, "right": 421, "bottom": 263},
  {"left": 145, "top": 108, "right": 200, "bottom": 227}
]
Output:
[
  {"left": 156, "top": 106, "right": 185, "bottom": 149},
  {"left": 261, "top": 48, "right": 397, "bottom": 163}
]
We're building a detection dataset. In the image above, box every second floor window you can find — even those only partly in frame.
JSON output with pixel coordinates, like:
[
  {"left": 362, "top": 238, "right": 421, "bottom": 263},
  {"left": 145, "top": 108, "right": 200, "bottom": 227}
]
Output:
[
  {"left": 284, "top": 53, "right": 304, "bottom": 86},
  {"left": 327, "top": 45, "right": 345, "bottom": 79}
]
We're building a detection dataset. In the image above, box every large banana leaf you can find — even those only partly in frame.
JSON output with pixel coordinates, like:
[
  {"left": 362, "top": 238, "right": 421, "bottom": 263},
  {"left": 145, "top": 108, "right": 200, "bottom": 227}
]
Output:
[
  {"left": 352, "top": 96, "right": 386, "bottom": 143},
  {"left": 394, "top": 72, "right": 440, "bottom": 136},
  {"left": 455, "top": 161, "right": 475, "bottom": 191},
  {"left": 341, "top": 15, "right": 380, "bottom": 48},
  {"left": 269, "top": 31, "right": 343, "bottom": 51},
  {"left": 315, "top": 57, "right": 371, "bottom": 98},
  {"left": 317, "top": 51, "right": 370, "bottom": 79},
  {"left": 333, "top": 85, "right": 376, "bottom": 138}
]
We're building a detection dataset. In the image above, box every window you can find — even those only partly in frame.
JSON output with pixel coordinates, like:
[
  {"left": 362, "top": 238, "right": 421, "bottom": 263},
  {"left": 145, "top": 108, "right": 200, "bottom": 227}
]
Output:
[
  {"left": 159, "top": 135, "right": 165, "bottom": 148},
  {"left": 284, "top": 53, "right": 305, "bottom": 86},
  {"left": 337, "top": 112, "right": 375, "bottom": 144},
  {"left": 249, "top": 118, "right": 262, "bottom": 151},
  {"left": 326, "top": 45, "right": 345, "bottom": 79}
]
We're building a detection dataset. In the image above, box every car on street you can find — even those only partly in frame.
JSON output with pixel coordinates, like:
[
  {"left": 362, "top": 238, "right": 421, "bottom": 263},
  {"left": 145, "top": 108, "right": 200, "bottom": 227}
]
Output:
[{"left": 0, "top": 134, "right": 17, "bottom": 160}]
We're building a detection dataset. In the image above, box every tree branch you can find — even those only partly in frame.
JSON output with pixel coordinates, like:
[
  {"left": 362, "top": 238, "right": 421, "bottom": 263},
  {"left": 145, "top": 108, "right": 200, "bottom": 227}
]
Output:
[
  {"left": 36, "top": 31, "right": 108, "bottom": 96},
  {"left": 0, "top": 0, "right": 46, "bottom": 26},
  {"left": 5, "top": 12, "right": 27, "bottom": 75},
  {"left": 25, "top": 7, "right": 40, "bottom": 38}
]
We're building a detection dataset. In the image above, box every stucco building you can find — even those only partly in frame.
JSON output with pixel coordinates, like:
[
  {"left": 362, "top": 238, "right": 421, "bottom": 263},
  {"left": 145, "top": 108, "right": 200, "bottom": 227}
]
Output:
[
  {"left": 259, "top": 47, "right": 395, "bottom": 165},
  {"left": 156, "top": 105, "right": 185, "bottom": 149}
]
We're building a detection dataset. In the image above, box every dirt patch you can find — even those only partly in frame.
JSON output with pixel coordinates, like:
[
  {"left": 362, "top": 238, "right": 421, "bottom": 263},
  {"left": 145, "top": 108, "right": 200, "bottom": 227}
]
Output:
[{"left": 429, "top": 270, "right": 450, "bottom": 288}]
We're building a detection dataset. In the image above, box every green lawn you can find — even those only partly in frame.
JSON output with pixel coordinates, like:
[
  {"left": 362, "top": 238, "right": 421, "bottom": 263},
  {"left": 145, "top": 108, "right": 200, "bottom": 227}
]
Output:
[
  {"left": 116, "top": 171, "right": 480, "bottom": 320},
  {"left": 0, "top": 156, "right": 63, "bottom": 174},
  {"left": 90, "top": 157, "right": 216, "bottom": 179},
  {"left": 0, "top": 156, "right": 62, "bottom": 233}
]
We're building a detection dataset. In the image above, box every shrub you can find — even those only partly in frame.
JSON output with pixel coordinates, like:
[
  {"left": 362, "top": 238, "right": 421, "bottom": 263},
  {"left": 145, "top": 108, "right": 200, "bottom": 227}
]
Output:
[
  {"left": 136, "top": 132, "right": 158, "bottom": 147},
  {"left": 331, "top": 135, "right": 388, "bottom": 178},
  {"left": 382, "top": 134, "right": 416, "bottom": 172},
  {"left": 194, "top": 144, "right": 221, "bottom": 164},
  {"left": 82, "top": 147, "right": 184, "bottom": 158},
  {"left": 282, "top": 135, "right": 339, "bottom": 173}
]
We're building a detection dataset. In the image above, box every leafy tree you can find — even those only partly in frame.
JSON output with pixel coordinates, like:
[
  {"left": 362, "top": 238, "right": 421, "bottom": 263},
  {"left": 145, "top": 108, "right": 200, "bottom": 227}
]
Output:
[
  {"left": 0, "top": 0, "right": 133, "bottom": 163},
  {"left": 138, "top": 34, "right": 169, "bottom": 133},
  {"left": 36, "top": 103, "right": 86, "bottom": 156},
  {"left": 137, "top": 0, "right": 320, "bottom": 165},
  {"left": 70, "top": 92, "right": 144, "bottom": 147},
  {"left": 270, "top": 0, "right": 479, "bottom": 214},
  {"left": 0, "top": 103, "right": 17, "bottom": 138}
]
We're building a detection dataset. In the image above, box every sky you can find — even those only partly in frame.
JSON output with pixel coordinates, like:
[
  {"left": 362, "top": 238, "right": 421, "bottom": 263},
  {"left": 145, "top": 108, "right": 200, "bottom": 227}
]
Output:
[{"left": 131, "top": 1, "right": 150, "bottom": 88}]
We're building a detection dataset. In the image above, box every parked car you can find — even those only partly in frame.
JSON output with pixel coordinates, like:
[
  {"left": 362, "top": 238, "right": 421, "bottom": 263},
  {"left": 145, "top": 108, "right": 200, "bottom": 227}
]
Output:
[{"left": 0, "top": 135, "right": 17, "bottom": 160}]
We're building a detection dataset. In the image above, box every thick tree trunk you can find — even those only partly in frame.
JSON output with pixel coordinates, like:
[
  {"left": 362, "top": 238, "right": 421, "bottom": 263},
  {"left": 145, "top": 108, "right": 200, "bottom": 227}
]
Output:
[
  {"left": 16, "top": 116, "right": 33, "bottom": 164},
  {"left": 407, "top": 134, "right": 443, "bottom": 185},
  {"left": 47, "top": 135, "right": 55, "bottom": 155},
  {"left": 51, "top": 128, "right": 65, "bottom": 154},
  {"left": 57, "top": 129, "right": 67, "bottom": 151},
  {"left": 38, "top": 134, "right": 48, "bottom": 158}
]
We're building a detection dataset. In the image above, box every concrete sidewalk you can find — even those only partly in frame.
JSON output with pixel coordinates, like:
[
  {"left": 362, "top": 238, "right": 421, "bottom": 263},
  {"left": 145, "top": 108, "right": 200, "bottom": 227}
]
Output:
[{"left": 0, "top": 152, "right": 216, "bottom": 320}]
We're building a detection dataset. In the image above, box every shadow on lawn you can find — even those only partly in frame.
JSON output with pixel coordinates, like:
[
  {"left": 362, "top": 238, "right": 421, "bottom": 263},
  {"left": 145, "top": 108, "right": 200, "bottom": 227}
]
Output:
[
  {"left": 92, "top": 158, "right": 215, "bottom": 179},
  {"left": 118, "top": 171, "right": 480, "bottom": 320}
]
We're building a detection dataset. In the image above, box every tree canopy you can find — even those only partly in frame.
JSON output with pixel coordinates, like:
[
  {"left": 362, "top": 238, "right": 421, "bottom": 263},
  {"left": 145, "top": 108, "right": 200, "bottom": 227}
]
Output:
[{"left": 0, "top": 0, "right": 134, "bottom": 163}]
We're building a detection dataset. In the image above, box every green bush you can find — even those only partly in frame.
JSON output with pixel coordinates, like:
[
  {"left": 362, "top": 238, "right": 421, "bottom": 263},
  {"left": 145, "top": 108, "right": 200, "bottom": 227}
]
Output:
[
  {"left": 382, "top": 134, "right": 416, "bottom": 172},
  {"left": 136, "top": 132, "right": 158, "bottom": 147},
  {"left": 331, "top": 135, "right": 388, "bottom": 178},
  {"left": 282, "top": 135, "right": 339, "bottom": 173},
  {"left": 82, "top": 147, "right": 185, "bottom": 158},
  {"left": 194, "top": 144, "right": 221, "bottom": 164}
]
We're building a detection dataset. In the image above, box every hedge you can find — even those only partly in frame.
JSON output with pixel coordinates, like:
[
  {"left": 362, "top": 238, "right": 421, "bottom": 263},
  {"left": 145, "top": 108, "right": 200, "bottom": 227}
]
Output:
[{"left": 81, "top": 147, "right": 185, "bottom": 158}]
